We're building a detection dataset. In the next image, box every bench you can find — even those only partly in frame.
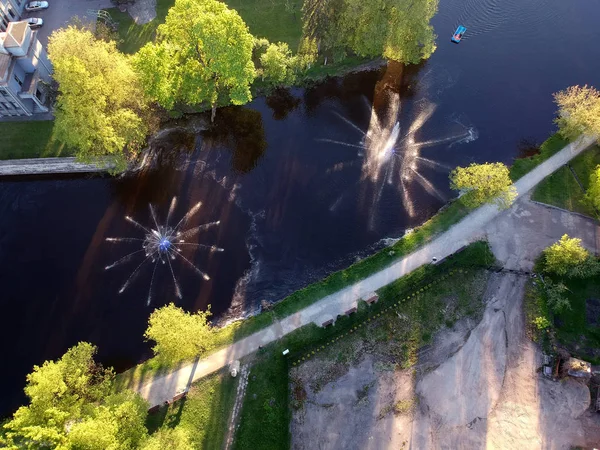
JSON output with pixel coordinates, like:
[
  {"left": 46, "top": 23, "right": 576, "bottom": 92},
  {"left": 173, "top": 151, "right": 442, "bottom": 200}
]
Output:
[
  {"left": 322, "top": 319, "right": 334, "bottom": 327},
  {"left": 364, "top": 293, "right": 379, "bottom": 304},
  {"left": 172, "top": 392, "right": 187, "bottom": 402}
]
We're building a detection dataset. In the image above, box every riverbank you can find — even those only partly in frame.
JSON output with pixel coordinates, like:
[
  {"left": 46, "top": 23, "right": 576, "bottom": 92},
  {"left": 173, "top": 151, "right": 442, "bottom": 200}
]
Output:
[{"left": 114, "top": 132, "right": 584, "bottom": 391}]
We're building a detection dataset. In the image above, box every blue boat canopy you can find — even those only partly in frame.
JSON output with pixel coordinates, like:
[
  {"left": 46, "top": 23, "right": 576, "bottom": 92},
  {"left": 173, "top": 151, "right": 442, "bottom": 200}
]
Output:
[{"left": 452, "top": 25, "right": 467, "bottom": 43}]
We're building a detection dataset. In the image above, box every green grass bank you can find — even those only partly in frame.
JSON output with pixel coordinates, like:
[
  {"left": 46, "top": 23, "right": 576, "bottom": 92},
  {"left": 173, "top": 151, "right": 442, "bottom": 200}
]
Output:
[
  {"left": 532, "top": 144, "right": 599, "bottom": 218},
  {"left": 509, "top": 133, "right": 570, "bottom": 181},
  {"left": 116, "top": 131, "right": 576, "bottom": 391},
  {"left": 0, "top": 121, "right": 71, "bottom": 160},
  {"left": 146, "top": 370, "right": 238, "bottom": 449}
]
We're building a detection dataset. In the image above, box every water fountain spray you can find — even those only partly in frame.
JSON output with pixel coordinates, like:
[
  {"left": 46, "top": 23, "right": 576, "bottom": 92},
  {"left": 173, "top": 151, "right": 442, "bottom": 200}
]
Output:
[{"left": 105, "top": 197, "right": 223, "bottom": 304}]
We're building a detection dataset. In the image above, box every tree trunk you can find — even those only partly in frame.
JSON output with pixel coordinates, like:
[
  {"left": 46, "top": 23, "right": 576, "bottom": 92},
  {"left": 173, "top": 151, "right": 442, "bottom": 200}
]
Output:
[{"left": 211, "top": 104, "right": 216, "bottom": 123}]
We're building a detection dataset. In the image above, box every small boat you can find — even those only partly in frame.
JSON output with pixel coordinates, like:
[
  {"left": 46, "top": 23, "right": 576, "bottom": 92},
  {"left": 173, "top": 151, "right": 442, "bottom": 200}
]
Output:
[{"left": 451, "top": 25, "right": 466, "bottom": 43}]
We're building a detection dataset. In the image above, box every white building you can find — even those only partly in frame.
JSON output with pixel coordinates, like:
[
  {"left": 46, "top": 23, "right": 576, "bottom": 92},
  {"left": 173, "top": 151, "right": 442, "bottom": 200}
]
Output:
[
  {"left": 0, "top": 20, "right": 52, "bottom": 117},
  {"left": 0, "top": 0, "right": 26, "bottom": 32}
]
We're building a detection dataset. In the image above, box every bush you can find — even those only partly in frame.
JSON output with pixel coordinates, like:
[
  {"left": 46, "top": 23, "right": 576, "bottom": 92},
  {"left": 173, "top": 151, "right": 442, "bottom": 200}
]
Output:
[{"left": 542, "top": 234, "right": 589, "bottom": 276}]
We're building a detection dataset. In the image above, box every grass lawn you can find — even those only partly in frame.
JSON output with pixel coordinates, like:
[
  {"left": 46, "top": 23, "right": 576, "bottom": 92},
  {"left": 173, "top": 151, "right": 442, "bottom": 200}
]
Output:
[
  {"left": 107, "top": 0, "right": 302, "bottom": 54},
  {"left": 0, "top": 121, "right": 71, "bottom": 159},
  {"left": 105, "top": 0, "right": 174, "bottom": 54},
  {"left": 553, "top": 276, "right": 600, "bottom": 364},
  {"left": 532, "top": 145, "right": 600, "bottom": 218},
  {"left": 146, "top": 371, "right": 238, "bottom": 449},
  {"left": 233, "top": 242, "right": 495, "bottom": 449},
  {"left": 224, "top": 0, "right": 303, "bottom": 49},
  {"left": 509, "top": 133, "right": 570, "bottom": 181}
]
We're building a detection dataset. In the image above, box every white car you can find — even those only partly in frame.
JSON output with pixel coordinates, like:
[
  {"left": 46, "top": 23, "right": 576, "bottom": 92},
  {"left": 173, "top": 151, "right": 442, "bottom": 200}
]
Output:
[
  {"left": 25, "top": 1, "right": 48, "bottom": 12},
  {"left": 27, "top": 18, "right": 43, "bottom": 29}
]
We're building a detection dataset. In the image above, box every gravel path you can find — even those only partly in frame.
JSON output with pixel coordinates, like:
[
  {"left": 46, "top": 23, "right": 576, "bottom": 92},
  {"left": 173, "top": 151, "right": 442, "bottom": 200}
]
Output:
[{"left": 135, "top": 136, "right": 596, "bottom": 408}]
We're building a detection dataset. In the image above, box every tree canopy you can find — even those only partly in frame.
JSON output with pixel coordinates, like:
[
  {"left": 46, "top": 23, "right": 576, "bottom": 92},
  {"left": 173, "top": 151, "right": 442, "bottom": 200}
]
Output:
[
  {"left": 145, "top": 303, "right": 214, "bottom": 365},
  {"left": 542, "top": 234, "right": 600, "bottom": 278},
  {"left": 543, "top": 234, "right": 589, "bottom": 276},
  {"left": 134, "top": 0, "right": 255, "bottom": 118},
  {"left": 554, "top": 85, "right": 600, "bottom": 143},
  {"left": 586, "top": 165, "right": 600, "bottom": 212},
  {"left": 301, "top": 0, "right": 438, "bottom": 64},
  {"left": 449, "top": 162, "right": 517, "bottom": 209},
  {"left": 259, "top": 42, "right": 297, "bottom": 85},
  {"left": 48, "top": 26, "right": 151, "bottom": 168},
  {"left": 143, "top": 428, "right": 194, "bottom": 450},
  {"left": 2, "top": 343, "right": 148, "bottom": 449}
]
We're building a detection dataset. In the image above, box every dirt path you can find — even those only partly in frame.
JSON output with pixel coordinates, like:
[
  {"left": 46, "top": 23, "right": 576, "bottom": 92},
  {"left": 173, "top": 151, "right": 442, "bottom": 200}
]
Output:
[{"left": 412, "top": 272, "right": 599, "bottom": 449}]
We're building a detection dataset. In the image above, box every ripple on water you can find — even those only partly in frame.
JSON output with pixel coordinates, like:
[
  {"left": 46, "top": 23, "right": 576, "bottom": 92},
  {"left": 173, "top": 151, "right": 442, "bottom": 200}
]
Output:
[{"left": 443, "top": 0, "right": 563, "bottom": 40}]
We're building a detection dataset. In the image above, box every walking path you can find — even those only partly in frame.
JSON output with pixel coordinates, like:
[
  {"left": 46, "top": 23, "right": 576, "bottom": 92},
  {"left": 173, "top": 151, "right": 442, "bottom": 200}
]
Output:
[
  {"left": 136, "top": 136, "right": 596, "bottom": 408},
  {"left": 0, "top": 157, "right": 112, "bottom": 176}
]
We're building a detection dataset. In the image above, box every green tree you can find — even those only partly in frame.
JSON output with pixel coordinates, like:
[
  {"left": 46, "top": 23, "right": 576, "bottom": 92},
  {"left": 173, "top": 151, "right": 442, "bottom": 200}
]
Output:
[
  {"left": 384, "top": 0, "right": 438, "bottom": 63},
  {"left": 134, "top": 0, "right": 255, "bottom": 121},
  {"left": 544, "top": 280, "right": 570, "bottom": 313},
  {"left": 301, "top": 0, "right": 438, "bottom": 64},
  {"left": 48, "top": 26, "right": 151, "bottom": 169},
  {"left": 145, "top": 303, "right": 214, "bottom": 364},
  {"left": 144, "top": 428, "right": 194, "bottom": 450},
  {"left": 450, "top": 162, "right": 517, "bottom": 209},
  {"left": 554, "top": 85, "right": 600, "bottom": 143},
  {"left": 543, "top": 234, "right": 589, "bottom": 276},
  {"left": 67, "top": 392, "right": 148, "bottom": 450},
  {"left": 2, "top": 343, "right": 148, "bottom": 449},
  {"left": 586, "top": 165, "right": 600, "bottom": 212},
  {"left": 259, "top": 42, "right": 297, "bottom": 85}
]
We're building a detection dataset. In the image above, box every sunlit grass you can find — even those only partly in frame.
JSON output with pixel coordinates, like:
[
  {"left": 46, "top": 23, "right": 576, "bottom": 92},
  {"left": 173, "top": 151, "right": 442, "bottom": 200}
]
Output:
[
  {"left": 146, "top": 371, "right": 237, "bottom": 449},
  {"left": 532, "top": 145, "right": 600, "bottom": 218},
  {"left": 509, "top": 133, "right": 569, "bottom": 181},
  {"left": 0, "top": 121, "right": 70, "bottom": 159},
  {"left": 224, "top": 0, "right": 303, "bottom": 49},
  {"left": 105, "top": 0, "right": 174, "bottom": 54}
]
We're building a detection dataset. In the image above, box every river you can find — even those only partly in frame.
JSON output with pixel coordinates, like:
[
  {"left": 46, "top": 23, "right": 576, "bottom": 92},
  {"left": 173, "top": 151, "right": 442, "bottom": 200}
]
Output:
[{"left": 1, "top": 0, "right": 599, "bottom": 417}]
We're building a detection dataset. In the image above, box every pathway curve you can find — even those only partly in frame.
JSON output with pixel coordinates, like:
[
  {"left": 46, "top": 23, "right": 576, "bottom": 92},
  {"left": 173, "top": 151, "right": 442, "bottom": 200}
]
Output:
[{"left": 136, "top": 136, "right": 596, "bottom": 408}]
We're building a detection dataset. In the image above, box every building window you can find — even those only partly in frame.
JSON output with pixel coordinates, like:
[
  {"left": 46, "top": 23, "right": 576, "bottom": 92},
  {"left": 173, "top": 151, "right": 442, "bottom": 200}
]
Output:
[
  {"left": 7, "top": 6, "right": 15, "bottom": 19},
  {"left": 14, "top": 74, "right": 22, "bottom": 87},
  {"left": 0, "top": 88, "right": 7, "bottom": 96},
  {"left": 10, "top": 101, "right": 18, "bottom": 109},
  {"left": 35, "top": 89, "right": 42, "bottom": 100}
]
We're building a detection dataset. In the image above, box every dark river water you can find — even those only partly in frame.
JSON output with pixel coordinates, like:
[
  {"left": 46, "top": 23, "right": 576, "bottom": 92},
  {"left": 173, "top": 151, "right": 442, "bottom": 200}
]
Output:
[{"left": 2, "top": 0, "right": 599, "bottom": 416}]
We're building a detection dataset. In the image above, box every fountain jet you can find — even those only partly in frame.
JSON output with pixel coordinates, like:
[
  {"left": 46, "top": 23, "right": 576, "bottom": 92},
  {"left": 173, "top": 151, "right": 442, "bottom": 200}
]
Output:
[{"left": 105, "top": 197, "right": 223, "bottom": 304}]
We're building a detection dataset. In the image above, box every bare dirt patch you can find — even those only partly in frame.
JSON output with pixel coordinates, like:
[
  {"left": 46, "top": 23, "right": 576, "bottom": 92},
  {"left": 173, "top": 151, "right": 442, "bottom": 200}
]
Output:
[{"left": 290, "top": 272, "right": 600, "bottom": 449}]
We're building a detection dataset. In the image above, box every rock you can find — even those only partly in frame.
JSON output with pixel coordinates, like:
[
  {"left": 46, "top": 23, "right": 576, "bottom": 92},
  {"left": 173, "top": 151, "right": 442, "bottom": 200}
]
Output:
[
  {"left": 229, "top": 360, "right": 240, "bottom": 378},
  {"left": 261, "top": 299, "right": 272, "bottom": 312}
]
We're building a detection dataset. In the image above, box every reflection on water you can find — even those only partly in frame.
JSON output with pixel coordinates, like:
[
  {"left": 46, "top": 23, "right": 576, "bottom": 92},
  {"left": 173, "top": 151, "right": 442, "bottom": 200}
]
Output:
[{"left": 323, "top": 62, "right": 476, "bottom": 227}]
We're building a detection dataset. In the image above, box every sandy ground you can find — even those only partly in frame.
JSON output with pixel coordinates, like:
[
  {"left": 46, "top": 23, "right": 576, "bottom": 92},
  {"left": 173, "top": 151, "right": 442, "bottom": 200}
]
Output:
[
  {"left": 290, "top": 273, "right": 600, "bottom": 450},
  {"left": 483, "top": 196, "right": 599, "bottom": 271}
]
